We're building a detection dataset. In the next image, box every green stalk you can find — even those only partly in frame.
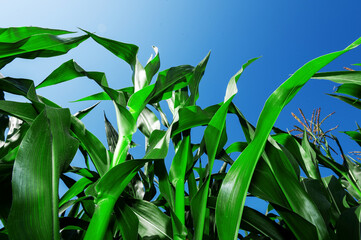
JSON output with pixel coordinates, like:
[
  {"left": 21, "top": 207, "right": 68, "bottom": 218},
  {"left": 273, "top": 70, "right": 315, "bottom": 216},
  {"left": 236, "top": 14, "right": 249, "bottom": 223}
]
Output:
[{"left": 84, "top": 197, "right": 116, "bottom": 240}]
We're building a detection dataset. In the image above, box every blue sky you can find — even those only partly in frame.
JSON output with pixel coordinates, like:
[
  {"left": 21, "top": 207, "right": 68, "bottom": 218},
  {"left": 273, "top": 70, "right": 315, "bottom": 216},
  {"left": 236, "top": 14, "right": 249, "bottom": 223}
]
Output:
[{"left": 2, "top": 1, "right": 361, "bottom": 213}]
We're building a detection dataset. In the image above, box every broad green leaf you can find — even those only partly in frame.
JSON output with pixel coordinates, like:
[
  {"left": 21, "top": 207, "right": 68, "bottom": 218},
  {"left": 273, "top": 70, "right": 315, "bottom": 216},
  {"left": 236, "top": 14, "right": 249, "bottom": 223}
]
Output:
[
  {"left": 144, "top": 129, "right": 172, "bottom": 159},
  {"left": 171, "top": 104, "right": 219, "bottom": 137},
  {"left": 85, "top": 159, "right": 154, "bottom": 240},
  {"left": 0, "top": 77, "right": 38, "bottom": 102},
  {"left": 96, "top": 159, "right": 155, "bottom": 200},
  {"left": 336, "top": 83, "right": 361, "bottom": 99},
  {"left": 0, "top": 26, "right": 73, "bottom": 43},
  {"left": 301, "top": 179, "right": 332, "bottom": 225},
  {"left": 344, "top": 130, "right": 361, "bottom": 147},
  {"left": 240, "top": 207, "right": 292, "bottom": 240},
  {"left": 114, "top": 201, "right": 139, "bottom": 240},
  {"left": 128, "top": 199, "right": 173, "bottom": 240},
  {"left": 0, "top": 33, "right": 88, "bottom": 69},
  {"left": 313, "top": 71, "right": 361, "bottom": 85},
  {"left": 7, "top": 107, "right": 78, "bottom": 240},
  {"left": 137, "top": 106, "right": 161, "bottom": 139},
  {"left": 322, "top": 175, "right": 354, "bottom": 222},
  {"left": 336, "top": 205, "right": 361, "bottom": 240},
  {"left": 216, "top": 37, "right": 361, "bottom": 240},
  {"left": 81, "top": 29, "right": 138, "bottom": 66}
]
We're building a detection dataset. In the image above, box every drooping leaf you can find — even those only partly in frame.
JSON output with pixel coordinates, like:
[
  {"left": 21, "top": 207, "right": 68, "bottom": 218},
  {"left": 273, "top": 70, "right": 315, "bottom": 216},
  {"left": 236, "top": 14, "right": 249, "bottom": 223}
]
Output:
[
  {"left": 81, "top": 29, "right": 138, "bottom": 66},
  {"left": 0, "top": 32, "right": 88, "bottom": 69},
  {"left": 0, "top": 26, "right": 73, "bottom": 43}
]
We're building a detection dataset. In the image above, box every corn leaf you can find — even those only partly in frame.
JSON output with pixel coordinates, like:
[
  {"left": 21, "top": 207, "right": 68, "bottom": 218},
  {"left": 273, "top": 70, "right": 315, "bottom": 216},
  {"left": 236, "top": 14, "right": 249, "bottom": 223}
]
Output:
[
  {"left": 216, "top": 37, "right": 361, "bottom": 240},
  {"left": 312, "top": 71, "right": 361, "bottom": 85},
  {"left": 7, "top": 107, "right": 78, "bottom": 240}
]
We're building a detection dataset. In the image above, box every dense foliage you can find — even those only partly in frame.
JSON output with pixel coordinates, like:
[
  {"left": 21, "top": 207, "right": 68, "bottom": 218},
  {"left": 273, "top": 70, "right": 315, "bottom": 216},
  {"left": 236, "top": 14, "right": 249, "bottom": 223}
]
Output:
[{"left": 0, "top": 27, "right": 361, "bottom": 240}]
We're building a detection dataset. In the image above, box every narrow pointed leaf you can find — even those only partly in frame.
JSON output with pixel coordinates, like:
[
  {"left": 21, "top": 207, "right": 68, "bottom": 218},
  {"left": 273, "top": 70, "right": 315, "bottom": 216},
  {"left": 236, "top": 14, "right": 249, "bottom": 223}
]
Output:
[
  {"left": 327, "top": 93, "right": 361, "bottom": 110},
  {"left": 313, "top": 71, "right": 361, "bottom": 85}
]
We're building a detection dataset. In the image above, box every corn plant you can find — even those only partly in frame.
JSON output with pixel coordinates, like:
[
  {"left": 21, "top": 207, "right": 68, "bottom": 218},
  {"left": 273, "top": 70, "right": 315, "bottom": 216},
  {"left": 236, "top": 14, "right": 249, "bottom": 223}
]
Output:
[{"left": 0, "top": 26, "right": 361, "bottom": 240}]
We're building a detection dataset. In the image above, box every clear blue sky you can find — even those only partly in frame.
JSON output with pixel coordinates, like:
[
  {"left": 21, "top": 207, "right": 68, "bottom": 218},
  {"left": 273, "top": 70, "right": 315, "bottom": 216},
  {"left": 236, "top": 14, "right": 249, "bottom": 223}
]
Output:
[{"left": 2, "top": 1, "right": 361, "bottom": 213}]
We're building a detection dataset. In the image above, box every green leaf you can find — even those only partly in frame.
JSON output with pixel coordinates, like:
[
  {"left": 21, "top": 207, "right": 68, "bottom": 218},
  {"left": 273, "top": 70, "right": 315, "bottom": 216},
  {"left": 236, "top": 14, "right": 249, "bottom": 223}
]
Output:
[
  {"left": 224, "top": 57, "right": 260, "bottom": 102},
  {"left": 189, "top": 52, "right": 211, "bottom": 105},
  {"left": 336, "top": 83, "right": 361, "bottom": 99},
  {"left": 0, "top": 26, "right": 73, "bottom": 43},
  {"left": 0, "top": 77, "right": 38, "bottom": 102},
  {"left": 7, "top": 107, "right": 78, "bottom": 240},
  {"left": 344, "top": 130, "right": 361, "bottom": 147},
  {"left": 81, "top": 29, "right": 138, "bottom": 66},
  {"left": 0, "top": 33, "right": 88, "bottom": 69},
  {"left": 313, "top": 71, "right": 361, "bottom": 85},
  {"left": 145, "top": 46, "right": 160, "bottom": 84},
  {"left": 59, "top": 177, "right": 93, "bottom": 207},
  {"left": 216, "top": 36, "right": 361, "bottom": 240},
  {"left": 85, "top": 159, "right": 154, "bottom": 240},
  {"left": 144, "top": 129, "right": 172, "bottom": 159},
  {"left": 137, "top": 106, "right": 161, "bottom": 139},
  {"left": 336, "top": 205, "right": 361, "bottom": 239},
  {"left": 114, "top": 201, "right": 139, "bottom": 240},
  {"left": 104, "top": 113, "right": 118, "bottom": 153},
  {"left": 328, "top": 93, "right": 361, "bottom": 110},
  {"left": 171, "top": 104, "right": 219, "bottom": 137},
  {"left": 70, "top": 116, "right": 109, "bottom": 176},
  {"left": 128, "top": 199, "right": 173, "bottom": 240},
  {"left": 73, "top": 102, "right": 100, "bottom": 120}
]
